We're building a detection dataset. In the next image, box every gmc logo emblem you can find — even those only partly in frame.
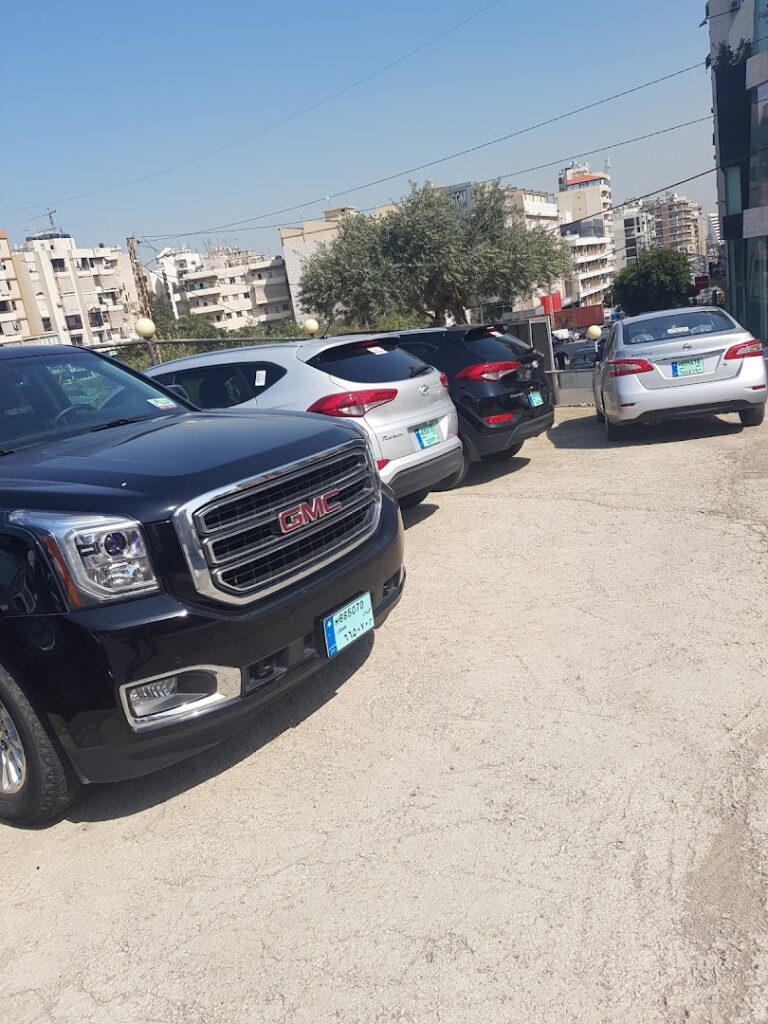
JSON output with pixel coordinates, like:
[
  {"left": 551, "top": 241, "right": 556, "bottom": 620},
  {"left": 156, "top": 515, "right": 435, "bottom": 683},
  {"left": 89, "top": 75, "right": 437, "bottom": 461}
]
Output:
[{"left": 278, "top": 490, "right": 342, "bottom": 534}]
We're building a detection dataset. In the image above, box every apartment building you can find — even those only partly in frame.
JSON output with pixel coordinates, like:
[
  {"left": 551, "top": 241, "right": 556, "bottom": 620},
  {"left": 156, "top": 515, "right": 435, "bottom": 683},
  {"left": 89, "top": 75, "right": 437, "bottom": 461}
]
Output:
[
  {"left": 149, "top": 246, "right": 204, "bottom": 318},
  {"left": 613, "top": 206, "right": 656, "bottom": 271},
  {"left": 640, "top": 193, "right": 706, "bottom": 258},
  {"left": 183, "top": 249, "right": 293, "bottom": 331},
  {"left": 14, "top": 232, "right": 140, "bottom": 346},
  {"left": 557, "top": 164, "right": 615, "bottom": 306},
  {"left": 0, "top": 230, "right": 41, "bottom": 342},
  {"left": 707, "top": 212, "right": 723, "bottom": 247}
]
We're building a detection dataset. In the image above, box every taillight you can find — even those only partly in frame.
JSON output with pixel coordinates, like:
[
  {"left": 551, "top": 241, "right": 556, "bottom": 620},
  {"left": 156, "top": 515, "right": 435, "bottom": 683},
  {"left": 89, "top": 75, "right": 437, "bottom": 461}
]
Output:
[
  {"left": 609, "top": 359, "right": 655, "bottom": 378},
  {"left": 439, "top": 372, "right": 449, "bottom": 389},
  {"left": 724, "top": 339, "right": 764, "bottom": 360},
  {"left": 483, "top": 413, "right": 518, "bottom": 425},
  {"left": 376, "top": 458, "right": 390, "bottom": 470},
  {"left": 456, "top": 361, "right": 521, "bottom": 382},
  {"left": 307, "top": 389, "right": 398, "bottom": 417}
]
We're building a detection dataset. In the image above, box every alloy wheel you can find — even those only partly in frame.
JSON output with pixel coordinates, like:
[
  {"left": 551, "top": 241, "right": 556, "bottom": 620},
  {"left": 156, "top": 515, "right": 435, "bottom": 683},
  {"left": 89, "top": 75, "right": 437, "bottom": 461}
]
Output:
[{"left": 0, "top": 698, "right": 26, "bottom": 794}]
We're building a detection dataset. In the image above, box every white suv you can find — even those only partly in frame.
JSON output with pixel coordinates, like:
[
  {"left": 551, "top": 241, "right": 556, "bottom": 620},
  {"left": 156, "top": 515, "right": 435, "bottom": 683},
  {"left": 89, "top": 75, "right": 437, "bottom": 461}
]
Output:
[{"left": 146, "top": 335, "right": 463, "bottom": 507}]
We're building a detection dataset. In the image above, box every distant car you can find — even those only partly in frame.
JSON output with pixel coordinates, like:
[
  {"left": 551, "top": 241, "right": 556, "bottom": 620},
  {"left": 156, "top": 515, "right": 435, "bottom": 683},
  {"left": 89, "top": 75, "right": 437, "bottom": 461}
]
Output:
[
  {"left": 593, "top": 307, "right": 767, "bottom": 440},
  {"left": 394, "top": 324, "right": 554, "bottom": 487},
  {"left": 146, "top": 336, "right": 463, "bottom": 509},
  {"left": 553, "top": 337, "right": 600, "bottom": 370}
]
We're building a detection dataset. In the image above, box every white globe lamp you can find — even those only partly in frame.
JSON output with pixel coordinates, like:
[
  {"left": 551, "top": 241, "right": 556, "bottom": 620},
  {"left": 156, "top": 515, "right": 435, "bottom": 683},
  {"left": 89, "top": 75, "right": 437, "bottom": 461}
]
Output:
[
  {"left": 303, "top": 317, "right": 320, "bottom": 336},
  {"left": 586, "top": 325, "right": 602, "bottom": 342},
  {"left": 135, "top": 317, "right": 157, "bottom": 339}
]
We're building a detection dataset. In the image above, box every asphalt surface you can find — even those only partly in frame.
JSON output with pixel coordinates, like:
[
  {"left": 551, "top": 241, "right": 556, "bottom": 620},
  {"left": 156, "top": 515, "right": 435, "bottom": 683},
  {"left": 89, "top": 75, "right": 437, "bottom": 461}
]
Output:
[{"left": 3, "top": 408, "right": 768, "bottom": 1024}]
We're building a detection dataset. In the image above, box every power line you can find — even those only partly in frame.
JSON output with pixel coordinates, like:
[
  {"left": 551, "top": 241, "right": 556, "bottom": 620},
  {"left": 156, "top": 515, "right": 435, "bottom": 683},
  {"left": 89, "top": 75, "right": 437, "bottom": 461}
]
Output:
[
  {"left": 0, "top": 0, "right": 503, "bottom": 216},
  {"left": 140, "top": 115, "right": 710, "bottom": 245},
  {"left": 143, "top": 62, "right": 707, "bottom": 241}
]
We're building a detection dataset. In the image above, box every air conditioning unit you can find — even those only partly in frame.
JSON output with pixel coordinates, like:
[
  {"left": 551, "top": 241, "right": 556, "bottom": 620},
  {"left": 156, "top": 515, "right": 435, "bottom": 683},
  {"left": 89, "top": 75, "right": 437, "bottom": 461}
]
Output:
[{"left": 730, "top": 0, "right": 742, "bottom": 10}]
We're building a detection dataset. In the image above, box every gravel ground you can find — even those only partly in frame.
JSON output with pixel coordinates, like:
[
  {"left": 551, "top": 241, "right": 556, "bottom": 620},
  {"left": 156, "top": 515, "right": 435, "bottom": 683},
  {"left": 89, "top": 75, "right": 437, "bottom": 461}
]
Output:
[{"left": 3, "top": 408, "right": 768, "bottom": 1024}]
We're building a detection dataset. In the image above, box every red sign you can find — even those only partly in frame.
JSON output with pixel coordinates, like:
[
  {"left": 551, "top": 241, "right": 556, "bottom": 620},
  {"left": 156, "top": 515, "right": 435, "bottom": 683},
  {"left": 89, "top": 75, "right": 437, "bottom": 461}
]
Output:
[
  {"left": 541, "top": 292, "right": 563, "bottom": 315},
  {"left": 695, "top": 275, "right": 710, "bottom": 292}
]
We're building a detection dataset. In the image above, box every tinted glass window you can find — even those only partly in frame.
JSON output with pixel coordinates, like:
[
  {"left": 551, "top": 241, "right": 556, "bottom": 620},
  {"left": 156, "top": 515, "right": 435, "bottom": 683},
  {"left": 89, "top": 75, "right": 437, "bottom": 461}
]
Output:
[
  {"left": 307, "top": 340, "right": 430, "bottom": 382},
  {"left": 156, "top": 362, "right": 286, "bottom": 408},
  {"left": 459, "top": 334, "right": 531, "bottom": 361},
  {"left": 0, "top": 352, "right": 181, "bottom": 451},
  {"left": 623, "top": 311, "right": 736, "bottom": 345}
]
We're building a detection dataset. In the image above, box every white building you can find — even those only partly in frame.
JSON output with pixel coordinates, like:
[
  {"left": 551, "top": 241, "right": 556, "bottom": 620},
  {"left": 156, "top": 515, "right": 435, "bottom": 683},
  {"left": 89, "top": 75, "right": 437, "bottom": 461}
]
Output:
[
  {"left": 557, "top": 164, "right": 615, "bottom": 306},
  {"left": 182, "top": 249, "right": 293, "bottom": 331},
  {"left": 613, "top": 206, "right": 655, "bottom": 271},
  {"left": 149, "top": 247, "right": 204, "bottom": 319},
  {"left": 0, "top": 230, "right": 42, "bottom": 342},
  {"left": 14, "top": 232, "right": 140, "bottom": 346},
  {"left": 707, "top": 211, "right": 722, "bottom": 247},
  {"left": 639, "top": 193, "right": 706, "bottom": 259}
]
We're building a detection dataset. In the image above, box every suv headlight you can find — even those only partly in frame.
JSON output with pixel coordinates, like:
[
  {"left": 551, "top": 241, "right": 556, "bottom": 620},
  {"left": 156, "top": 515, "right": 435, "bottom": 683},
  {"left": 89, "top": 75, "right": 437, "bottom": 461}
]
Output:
[{"left": 9, "top": 512, "right": 160, "bottom": 606}]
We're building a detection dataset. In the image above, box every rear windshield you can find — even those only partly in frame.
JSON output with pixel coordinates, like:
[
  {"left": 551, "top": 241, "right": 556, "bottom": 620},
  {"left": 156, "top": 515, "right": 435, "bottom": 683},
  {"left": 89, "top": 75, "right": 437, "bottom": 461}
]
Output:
[
  {"left": 307, "top": 340, "right": 430, "bottom": 383},
  {"left": 623, "top": 310, "right": 736, "bottom": 346},
  {"left": 460, "top": 332, "right": 531, "bottom": 361}
]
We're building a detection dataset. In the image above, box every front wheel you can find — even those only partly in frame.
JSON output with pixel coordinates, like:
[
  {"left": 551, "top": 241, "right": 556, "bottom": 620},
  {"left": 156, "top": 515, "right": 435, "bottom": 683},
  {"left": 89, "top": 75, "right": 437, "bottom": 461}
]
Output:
[
  {"left": 0, "top": 664, "right": 79, "bottom": 827},
  {"left": 398, "top": 488, "right": 430, "bottom": 510},
  {"left": 739, "top": 405, "right": 765, "bottom": 427}
]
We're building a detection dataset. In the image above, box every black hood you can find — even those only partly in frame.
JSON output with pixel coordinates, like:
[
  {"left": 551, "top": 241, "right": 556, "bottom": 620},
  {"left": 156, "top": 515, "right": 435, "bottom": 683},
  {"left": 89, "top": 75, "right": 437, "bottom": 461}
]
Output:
[{"left": 0, "top": 410, "right": 364, "bottom": 521}]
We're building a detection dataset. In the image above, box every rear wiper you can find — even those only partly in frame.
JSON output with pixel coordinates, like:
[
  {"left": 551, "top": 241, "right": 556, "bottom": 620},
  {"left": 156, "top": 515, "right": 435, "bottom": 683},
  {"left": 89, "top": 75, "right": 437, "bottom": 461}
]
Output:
[
  {"left": 408, "top": 365, "right": 432, "bottom": 378},
  {"left": 0, "top": 449, "right": 15, "bottom": 457},
  {"left": 85, "top": 417, "right": 150, "bottom": 434}
]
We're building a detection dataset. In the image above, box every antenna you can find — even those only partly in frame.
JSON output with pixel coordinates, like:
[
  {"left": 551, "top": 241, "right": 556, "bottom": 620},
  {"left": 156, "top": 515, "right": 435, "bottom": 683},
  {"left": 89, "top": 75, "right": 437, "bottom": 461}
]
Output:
[
  {"left": 604, "top": 156, "right": 612, "bottom": 174},
  {"left": 46, "top": 208, "right": 57, "bottom": 230}
]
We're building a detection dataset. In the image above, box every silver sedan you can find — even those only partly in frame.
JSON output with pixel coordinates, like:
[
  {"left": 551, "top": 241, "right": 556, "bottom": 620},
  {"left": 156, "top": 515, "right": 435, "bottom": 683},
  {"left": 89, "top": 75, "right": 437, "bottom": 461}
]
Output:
[{"left": 593, "top": 307, "right": 767, "bottom": 439}]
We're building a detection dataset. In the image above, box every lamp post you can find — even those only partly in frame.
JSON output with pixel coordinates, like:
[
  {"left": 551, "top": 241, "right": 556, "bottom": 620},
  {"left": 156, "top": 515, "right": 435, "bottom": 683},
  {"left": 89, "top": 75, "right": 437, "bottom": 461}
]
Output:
[{"left": 135, "top": 316, "right": 159, "bottom": 365}]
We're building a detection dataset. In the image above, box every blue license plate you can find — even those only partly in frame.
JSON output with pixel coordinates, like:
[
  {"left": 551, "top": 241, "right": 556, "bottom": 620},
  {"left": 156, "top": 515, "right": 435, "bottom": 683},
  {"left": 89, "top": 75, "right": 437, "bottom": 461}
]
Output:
[
  {"left": 528, "top": 390, "right": 544, "bottom": 408},
  {"left": 415, "top": 423, "right": 441, "bottom": 449},
  {"left": 323, "top": 593, "right": 374, "bottom": 658},
  {"left": 672, "top": 359, "right": 705, "bottom": 378}
]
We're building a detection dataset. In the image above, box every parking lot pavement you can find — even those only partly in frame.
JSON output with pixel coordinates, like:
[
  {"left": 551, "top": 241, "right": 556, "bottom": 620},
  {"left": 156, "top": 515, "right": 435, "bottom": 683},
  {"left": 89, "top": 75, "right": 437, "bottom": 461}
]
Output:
[{"left": 3, "top": 408, "right": 768, "bottom": 1024}]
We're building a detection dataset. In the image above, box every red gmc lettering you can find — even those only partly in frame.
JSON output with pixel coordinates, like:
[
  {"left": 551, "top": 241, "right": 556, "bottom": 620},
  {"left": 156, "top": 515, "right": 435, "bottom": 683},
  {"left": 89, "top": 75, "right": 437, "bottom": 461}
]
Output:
[{"left": 278, "top": 490, "right": 342, "bottom": 534}]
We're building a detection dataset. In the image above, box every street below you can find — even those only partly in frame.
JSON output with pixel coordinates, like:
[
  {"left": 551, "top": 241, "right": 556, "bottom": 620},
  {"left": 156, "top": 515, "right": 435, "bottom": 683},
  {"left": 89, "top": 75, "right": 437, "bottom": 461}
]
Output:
[{"left": 3, "top": 409, "right": 768, "bottom": 1024}]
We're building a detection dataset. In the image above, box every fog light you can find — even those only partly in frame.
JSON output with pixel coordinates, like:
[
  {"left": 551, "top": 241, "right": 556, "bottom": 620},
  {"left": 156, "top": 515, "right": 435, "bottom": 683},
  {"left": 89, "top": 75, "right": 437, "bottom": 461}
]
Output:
[
  {"left": 128, "top": 676, "right": 180, "bottom": 718},
  {"left": 126, "top": 670, "right": 218, "bottom": 719}
]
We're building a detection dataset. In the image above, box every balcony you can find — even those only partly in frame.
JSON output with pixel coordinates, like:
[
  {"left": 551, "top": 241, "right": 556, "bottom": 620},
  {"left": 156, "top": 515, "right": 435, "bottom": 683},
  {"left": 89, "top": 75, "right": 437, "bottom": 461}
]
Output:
[{"left": 186, "top": 283, "right": 221, "bottom": 298}]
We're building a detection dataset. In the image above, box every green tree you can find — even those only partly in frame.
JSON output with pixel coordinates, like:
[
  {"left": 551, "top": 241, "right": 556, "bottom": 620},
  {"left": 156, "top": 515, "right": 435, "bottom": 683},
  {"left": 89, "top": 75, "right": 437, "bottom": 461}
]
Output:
[
  {"left": 612, "top": 250, "right": 695, "bottom": 316},
  {"left": 300, "top": 213, "right": 398, "bottom": 328},
  {"left": 299, "top": 182, "right": 570, "bottom": 327}
]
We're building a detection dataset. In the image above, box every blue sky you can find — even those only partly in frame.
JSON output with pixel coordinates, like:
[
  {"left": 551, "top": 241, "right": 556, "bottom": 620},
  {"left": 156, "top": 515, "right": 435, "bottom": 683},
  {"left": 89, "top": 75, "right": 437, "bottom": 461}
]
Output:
[{"left": 3, "top": 0, "right": 715, "bottom": 256}]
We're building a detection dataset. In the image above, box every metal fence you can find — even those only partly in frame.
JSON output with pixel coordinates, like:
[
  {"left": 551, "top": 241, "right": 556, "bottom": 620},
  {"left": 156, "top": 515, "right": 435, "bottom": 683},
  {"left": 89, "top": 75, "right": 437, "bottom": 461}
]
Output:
[{"left": 549, "top": 369, "right": 595, "bottom": 407}]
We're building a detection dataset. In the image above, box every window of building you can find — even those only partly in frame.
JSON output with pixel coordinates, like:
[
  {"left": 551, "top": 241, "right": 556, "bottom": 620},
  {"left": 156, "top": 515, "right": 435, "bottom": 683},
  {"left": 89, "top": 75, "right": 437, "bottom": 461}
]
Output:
[
  {"left": 65, "top": 315, "right": 83, "bottom": 330},
  {"left": 282, "top": 304, "right": 289, "bottom": 311},
  {"left": 725, "top": 166, "right": 743, "bottom": 215},
  {"left": 42, "top": 317, "right": 52, "bottom": 332},
  {"left": 257, "top": 273, "right": 262, "bottom": 280},
  {"left": 243, "top": 293, "right": 249, "bottom": 299},
  {"left": 51, "top": 259, "right": 66, "bottom": 273}
]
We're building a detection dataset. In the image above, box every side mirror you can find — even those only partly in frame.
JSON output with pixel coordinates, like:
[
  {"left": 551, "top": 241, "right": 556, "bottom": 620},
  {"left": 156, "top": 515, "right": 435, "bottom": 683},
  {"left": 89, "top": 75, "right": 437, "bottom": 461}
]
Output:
[{"left": 166, "top": 383, "right": 191, "bottom": 402}]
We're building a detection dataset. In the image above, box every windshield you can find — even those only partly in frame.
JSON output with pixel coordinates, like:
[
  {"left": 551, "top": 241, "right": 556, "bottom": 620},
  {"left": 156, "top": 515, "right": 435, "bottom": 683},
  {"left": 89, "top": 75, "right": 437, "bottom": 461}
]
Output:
[
  {"left": 623, "top": 310, "right": 737, "bottom": 346},
  {"left": 0, "top": 351, "right": 183, "bottom": 452},
  {"left": 307, "top": 340, "right": 431, "bottom": 382}
]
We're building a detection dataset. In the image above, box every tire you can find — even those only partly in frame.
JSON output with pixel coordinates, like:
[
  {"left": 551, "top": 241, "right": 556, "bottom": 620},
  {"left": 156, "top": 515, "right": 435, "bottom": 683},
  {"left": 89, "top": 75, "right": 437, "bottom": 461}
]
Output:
[
  {"left": 398, "top": 488, "right": 430, "bottom": 510},
  {"left": 739, "top": 405, "right": 765, "bottom": 427},
  {"left": 604, "top": 416, "right": 623, "bottom": 442},
  {"left": 432, "top": 448, "right": 470, "bottom": 491},
  {"left": 483, "top": 442, "right": 524, "bottom": 462},
  {"left": 0, "top": 663, "right": 79, "bottom": 826}
]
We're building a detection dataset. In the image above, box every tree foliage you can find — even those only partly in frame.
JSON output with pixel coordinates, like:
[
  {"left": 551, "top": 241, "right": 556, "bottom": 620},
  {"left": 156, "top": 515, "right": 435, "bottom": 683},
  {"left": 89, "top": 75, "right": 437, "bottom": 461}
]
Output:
[
  {"left": 299, "top": 182, "right": 570, "bottom": 327},
  {"left": 612, "top": 249, "right": 694, "bottom": 317}
]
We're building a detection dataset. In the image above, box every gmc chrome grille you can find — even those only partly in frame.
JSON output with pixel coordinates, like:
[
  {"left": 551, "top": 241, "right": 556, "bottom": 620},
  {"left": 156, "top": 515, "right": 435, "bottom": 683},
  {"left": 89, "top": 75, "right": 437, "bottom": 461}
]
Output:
[{"left": 174, "top": 441, "right": 381, "bottom": 605}]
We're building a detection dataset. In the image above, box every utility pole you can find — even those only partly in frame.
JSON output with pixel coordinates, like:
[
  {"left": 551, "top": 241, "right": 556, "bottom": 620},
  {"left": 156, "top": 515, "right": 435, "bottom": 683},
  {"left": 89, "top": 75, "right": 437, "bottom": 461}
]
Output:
[
  {"left": 127, "top": 236, "right": 158, "bottom": 362},
  {"left": 127, "top": 235, "right": 152, "bottom": 318}
]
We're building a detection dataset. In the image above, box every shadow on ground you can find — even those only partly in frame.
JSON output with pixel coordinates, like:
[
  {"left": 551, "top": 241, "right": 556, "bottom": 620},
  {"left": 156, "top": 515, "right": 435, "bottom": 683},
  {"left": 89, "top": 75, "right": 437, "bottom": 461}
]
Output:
[
  {"left": 400, "top": 502, "right": 439, "bottom": 529},
  {"left": 548, "top": 414, "right": 744, "bottom": 450},
  {"left": 66, "top": 634, "right": 375, "bottom": 824},
  {"left": 462, "top": 455, "right": 531, "bottom": 487}
]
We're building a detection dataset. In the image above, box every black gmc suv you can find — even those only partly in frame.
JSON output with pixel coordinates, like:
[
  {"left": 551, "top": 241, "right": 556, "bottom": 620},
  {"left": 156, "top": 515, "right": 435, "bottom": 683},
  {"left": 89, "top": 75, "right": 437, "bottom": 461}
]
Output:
[
  {"left": 396, "top": 325, "right": 554, "bottom": 487},
  {"left": 0, "top": 346, "right": 404, "bottom": 825}
]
